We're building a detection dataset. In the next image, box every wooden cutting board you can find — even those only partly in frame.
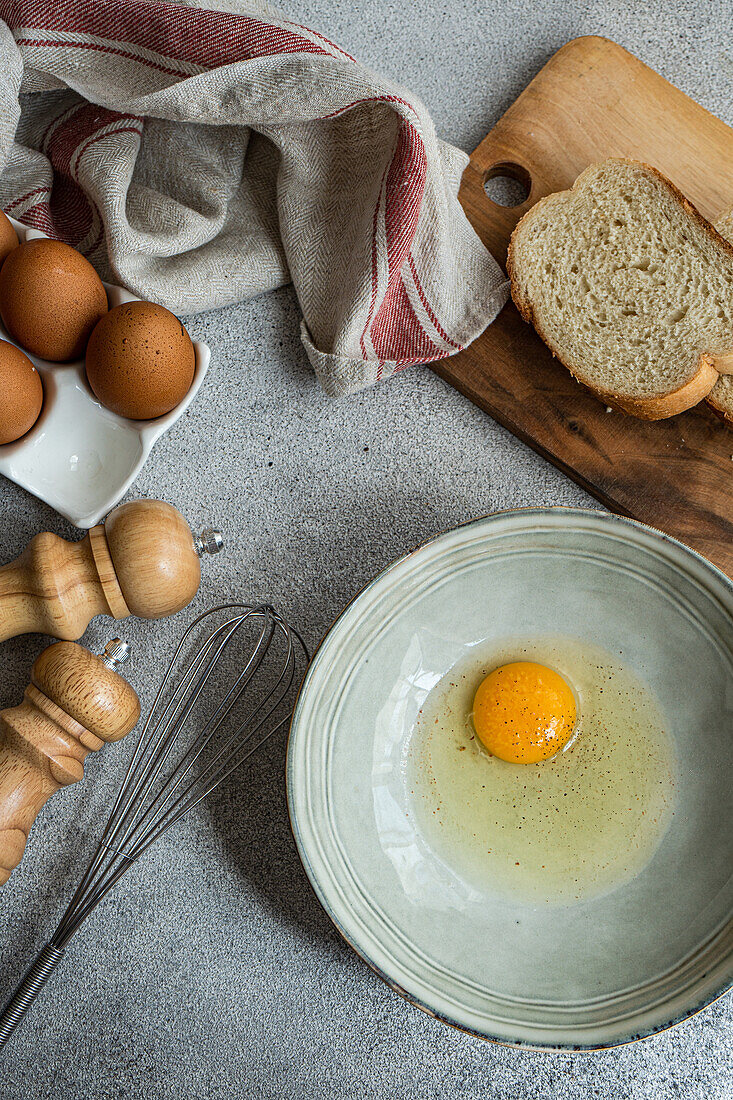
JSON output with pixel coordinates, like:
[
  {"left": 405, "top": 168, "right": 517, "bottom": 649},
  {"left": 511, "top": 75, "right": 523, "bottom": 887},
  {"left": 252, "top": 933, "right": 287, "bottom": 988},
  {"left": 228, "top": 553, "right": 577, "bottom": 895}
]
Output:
[{"left": 436, "top": 36, "right": 733, "bottom": 577}]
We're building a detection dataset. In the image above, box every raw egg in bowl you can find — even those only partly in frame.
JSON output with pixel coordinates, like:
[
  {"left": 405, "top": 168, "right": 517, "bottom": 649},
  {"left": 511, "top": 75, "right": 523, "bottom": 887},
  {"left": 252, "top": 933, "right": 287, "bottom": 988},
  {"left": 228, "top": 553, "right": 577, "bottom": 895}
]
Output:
[{"left": 287, "top": 510, "right": 733, "bottom": 1049}]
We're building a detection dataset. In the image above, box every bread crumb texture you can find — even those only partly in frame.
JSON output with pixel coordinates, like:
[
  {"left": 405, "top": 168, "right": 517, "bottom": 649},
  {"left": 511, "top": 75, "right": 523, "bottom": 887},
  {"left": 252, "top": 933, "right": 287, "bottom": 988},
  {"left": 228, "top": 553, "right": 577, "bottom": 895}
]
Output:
[
  {"left": 509, "top": 160, "right": 733, "bottom": 401},
  {"left": 708, "top": 209, "right": 733, "bottom": 425}
]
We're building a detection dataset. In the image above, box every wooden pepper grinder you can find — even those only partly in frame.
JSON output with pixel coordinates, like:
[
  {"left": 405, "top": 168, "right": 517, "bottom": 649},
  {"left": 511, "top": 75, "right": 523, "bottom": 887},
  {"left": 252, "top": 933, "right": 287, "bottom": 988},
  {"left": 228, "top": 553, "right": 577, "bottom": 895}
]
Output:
[
  {"left": 0, "top": 499, "right": 223, "bottom": 643},
  {"left": 0, "top": 639, "right": 140, "bottom": 884}
]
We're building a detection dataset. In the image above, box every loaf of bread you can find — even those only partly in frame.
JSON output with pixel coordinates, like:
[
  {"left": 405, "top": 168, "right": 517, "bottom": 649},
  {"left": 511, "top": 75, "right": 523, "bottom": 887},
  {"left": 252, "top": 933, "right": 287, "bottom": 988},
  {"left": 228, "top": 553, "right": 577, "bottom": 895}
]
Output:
[
  {"left": 507, "top": 160, "right": 733, "bottom": 420},
  {"left": 708, "top": 209, "right": 733, "bottom": 426}
]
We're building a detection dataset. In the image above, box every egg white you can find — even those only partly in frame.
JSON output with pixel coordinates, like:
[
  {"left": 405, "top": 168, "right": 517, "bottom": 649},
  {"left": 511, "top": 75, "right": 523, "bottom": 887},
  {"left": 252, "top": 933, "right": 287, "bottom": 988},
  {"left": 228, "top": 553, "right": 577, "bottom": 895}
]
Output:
[{"left": 407, "top": 636, "right": 677, "bottom": 905}]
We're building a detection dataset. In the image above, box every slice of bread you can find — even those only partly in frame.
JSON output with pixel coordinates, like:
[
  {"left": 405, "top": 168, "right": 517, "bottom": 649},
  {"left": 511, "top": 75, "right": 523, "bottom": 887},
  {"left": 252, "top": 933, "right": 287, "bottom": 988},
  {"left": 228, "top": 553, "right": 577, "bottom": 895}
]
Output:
[
  {"left": 507, "top": 160, "right": 733, "bottom": 419},
  {"left": 708, "top": 209, "right": 733, "bottom": 426}
]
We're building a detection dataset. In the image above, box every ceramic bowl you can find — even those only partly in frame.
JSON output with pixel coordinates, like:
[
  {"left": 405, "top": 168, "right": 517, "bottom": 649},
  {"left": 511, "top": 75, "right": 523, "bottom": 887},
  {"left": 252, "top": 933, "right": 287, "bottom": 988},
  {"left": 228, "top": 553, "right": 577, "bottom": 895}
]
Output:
[
  {"left": 287, "top": 509, "right": 733, "bottom": 1049},
  {"left": 0, "top": 216, "right": 210, "bottom": 528}
]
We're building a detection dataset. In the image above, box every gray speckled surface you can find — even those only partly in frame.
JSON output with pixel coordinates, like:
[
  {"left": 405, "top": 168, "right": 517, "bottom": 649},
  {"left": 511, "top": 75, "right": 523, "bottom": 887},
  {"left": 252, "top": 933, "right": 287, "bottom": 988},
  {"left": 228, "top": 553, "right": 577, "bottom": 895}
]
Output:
[{"left": 0, "top": 1, "right": 732, "bottom": 1096}]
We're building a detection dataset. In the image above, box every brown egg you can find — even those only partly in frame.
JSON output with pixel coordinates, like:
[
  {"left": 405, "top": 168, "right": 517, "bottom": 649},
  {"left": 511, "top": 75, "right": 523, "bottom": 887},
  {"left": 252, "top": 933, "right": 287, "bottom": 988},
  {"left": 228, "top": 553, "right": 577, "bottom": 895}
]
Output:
[
  {"left": 0, "top": 239, "right": 108, "bottom": 361},
  {"left": 0, "top": 339, "right": 44, "bottom": 445},
  {"left": 0, "top": 211, "right": 18, "bottom": 268},
  {"left": 85, "top": 301, "right": 195, "bottom": 420}
]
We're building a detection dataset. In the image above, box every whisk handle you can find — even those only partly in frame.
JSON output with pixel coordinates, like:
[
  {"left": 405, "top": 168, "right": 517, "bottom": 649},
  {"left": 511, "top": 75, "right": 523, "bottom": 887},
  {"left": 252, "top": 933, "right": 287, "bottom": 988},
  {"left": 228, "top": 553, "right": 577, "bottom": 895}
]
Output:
[{"left": 0, "top": 943, "right": 64, "bottom": 1049}]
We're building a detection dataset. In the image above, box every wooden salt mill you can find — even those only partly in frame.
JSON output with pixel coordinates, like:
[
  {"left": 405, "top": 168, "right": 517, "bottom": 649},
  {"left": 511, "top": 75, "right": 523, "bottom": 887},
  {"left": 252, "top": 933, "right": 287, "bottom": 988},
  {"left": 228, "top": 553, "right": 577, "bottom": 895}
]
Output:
[
  {"left": 0, "top": 499, "right": 223, "bottom": 643},
  {"left": 0, "top": 638, "right": 140, "bottom": 885}
]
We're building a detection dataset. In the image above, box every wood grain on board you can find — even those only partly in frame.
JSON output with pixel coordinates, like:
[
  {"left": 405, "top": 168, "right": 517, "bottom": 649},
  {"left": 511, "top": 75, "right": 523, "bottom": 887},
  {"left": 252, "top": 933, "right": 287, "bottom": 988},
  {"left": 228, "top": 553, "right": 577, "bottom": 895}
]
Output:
[{"left": 436, "top": 36, "right": 733, "bottom": 577}]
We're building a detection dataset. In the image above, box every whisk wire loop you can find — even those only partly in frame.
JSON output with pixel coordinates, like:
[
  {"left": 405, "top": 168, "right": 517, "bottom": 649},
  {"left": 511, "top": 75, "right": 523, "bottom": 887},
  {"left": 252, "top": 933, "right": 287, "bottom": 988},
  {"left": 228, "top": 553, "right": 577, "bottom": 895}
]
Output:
[{"left": 59, "top": 609, "right": 301, "bottom": 939}]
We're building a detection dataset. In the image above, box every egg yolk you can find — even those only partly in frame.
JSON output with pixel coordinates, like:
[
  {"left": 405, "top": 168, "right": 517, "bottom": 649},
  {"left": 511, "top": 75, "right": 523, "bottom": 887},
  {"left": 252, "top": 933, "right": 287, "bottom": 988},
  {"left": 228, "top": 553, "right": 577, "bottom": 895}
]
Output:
[{"left": 472, "top": 662, "right": 576, "bottom": 764}]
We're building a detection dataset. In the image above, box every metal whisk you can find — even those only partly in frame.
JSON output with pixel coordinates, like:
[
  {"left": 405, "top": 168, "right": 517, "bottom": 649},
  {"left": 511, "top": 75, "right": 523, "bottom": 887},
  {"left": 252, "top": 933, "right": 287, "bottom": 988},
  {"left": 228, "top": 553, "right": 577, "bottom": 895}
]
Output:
[{"left": 0, "top": 603, "right": 308, "bottom": 1049}]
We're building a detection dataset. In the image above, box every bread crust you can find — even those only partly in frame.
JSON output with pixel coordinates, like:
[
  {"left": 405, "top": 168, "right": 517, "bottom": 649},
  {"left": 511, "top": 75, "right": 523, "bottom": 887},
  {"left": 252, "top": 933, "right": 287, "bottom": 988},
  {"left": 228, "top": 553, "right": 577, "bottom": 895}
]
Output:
[
  {"left": 507, "top": 159, "right": 732, "bottom": 420},
  {"left": 706, "top": 396, "right": 733, "bottom": 427}
]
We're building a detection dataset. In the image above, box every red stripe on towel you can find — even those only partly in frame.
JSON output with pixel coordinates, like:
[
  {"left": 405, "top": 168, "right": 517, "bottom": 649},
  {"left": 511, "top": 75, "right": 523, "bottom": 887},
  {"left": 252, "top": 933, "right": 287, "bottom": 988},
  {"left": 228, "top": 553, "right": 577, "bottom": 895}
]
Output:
[{"left": 3, "top": 0, "right": 330, "bottom": 67}]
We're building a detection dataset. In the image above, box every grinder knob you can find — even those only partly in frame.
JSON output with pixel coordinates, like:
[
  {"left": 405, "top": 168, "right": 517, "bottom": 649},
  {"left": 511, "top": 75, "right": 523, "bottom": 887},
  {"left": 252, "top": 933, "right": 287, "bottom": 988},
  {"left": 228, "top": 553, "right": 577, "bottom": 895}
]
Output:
[{"left": 102, "top": 500, "right": 223, "bottom": 620}]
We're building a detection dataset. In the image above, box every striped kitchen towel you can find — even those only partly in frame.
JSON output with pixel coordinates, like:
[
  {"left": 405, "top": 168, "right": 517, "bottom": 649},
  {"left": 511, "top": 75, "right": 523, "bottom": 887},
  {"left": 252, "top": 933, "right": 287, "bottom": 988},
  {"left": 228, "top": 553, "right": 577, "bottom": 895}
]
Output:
[{"left": 0, "top": 0, "right": 508, "bottom": 395}]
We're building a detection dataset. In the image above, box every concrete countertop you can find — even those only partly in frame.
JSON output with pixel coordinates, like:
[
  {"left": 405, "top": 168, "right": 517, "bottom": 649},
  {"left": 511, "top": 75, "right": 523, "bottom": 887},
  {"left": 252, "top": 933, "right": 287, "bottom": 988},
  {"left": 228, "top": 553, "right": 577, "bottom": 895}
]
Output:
[{"left": 0, "top": 1, "right": 730, "bottom": 1096}]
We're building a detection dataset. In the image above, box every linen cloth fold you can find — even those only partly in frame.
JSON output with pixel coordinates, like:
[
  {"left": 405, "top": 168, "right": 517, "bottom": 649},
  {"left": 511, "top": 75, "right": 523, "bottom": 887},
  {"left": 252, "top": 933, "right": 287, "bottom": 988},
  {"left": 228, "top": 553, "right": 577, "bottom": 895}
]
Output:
[{"left": 0, "top": 0, "right": 508, "bottom": 395}]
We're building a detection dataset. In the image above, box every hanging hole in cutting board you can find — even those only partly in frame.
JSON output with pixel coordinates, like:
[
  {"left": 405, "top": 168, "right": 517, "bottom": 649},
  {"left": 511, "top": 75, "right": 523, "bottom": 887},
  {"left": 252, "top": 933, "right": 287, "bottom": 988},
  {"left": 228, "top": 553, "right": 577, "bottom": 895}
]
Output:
[{"left": 483, "top": 163, "right": 532, "bottom": 207}]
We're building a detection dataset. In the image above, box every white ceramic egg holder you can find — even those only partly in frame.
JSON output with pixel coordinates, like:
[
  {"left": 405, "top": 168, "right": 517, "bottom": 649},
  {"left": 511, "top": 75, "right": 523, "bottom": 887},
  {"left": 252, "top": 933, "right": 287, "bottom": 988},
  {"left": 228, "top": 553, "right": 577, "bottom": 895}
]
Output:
[{"left": 0, "top": 216, "right": 210, "bottom": 528}]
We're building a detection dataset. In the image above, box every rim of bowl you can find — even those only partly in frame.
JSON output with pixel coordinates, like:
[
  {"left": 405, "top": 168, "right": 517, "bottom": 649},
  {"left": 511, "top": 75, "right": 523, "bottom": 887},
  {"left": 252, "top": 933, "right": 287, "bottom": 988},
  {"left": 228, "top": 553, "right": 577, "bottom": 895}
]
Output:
[{"left": 286, "top": 507, "right": 733, "bottom": 1050}]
